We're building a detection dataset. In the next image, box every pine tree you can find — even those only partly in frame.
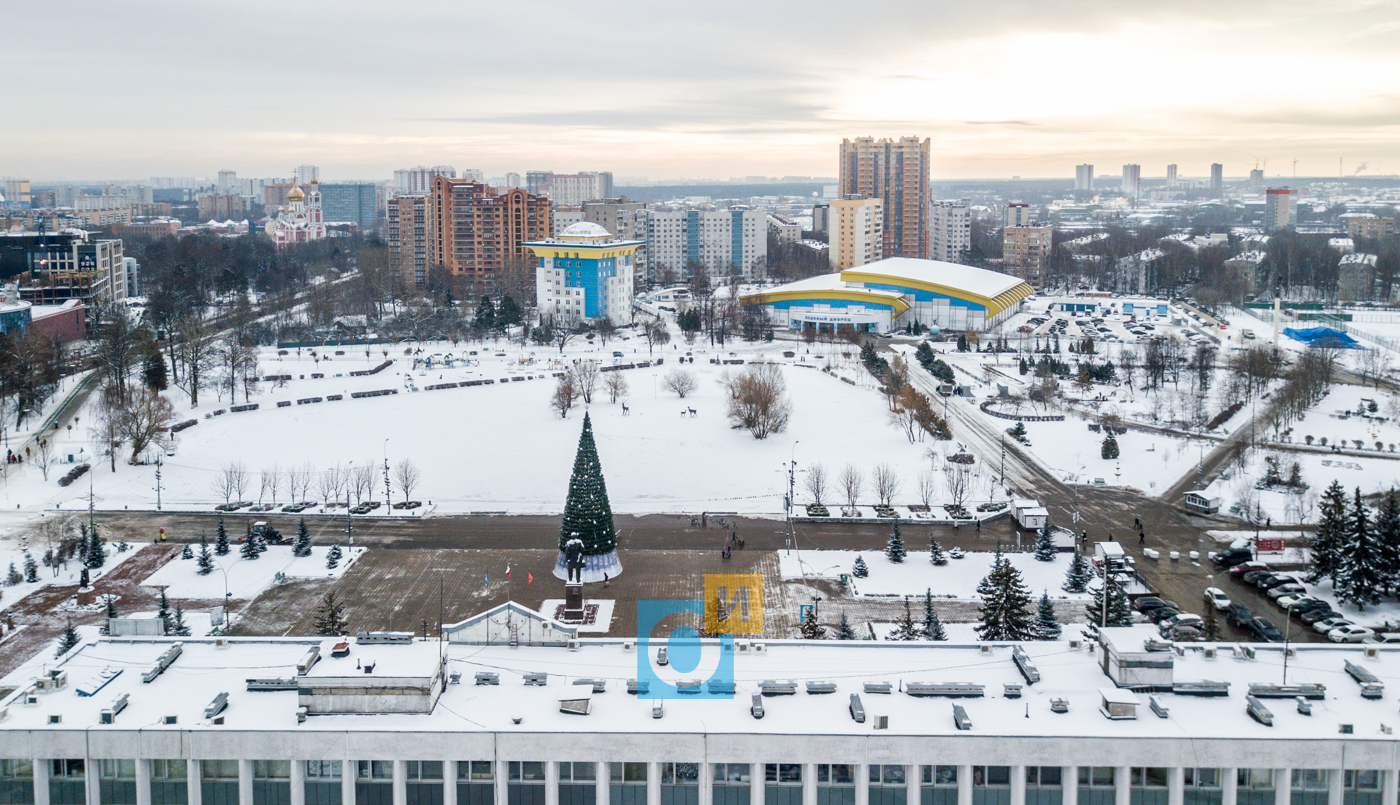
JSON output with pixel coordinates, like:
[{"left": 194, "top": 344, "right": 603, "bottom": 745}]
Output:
[
  {"left": 326, "top": 544, "right": 343, "bottom": 570},
  {"left": 239, "top": 527, "right": 260, "bottom": 560},
  {"left": 85, "top": 524, "right": 105, "bottom": 570},
  {"left": 1101, "top": 433, "right": 1119, "bottom": 460},
  {"left": 1338, "top": 487, "right": 1385, "bottom": 610},
  {"left": 885, "top": 521, "right": 906, "bottom": 563},
  {"left": 1377, "top": 489, "right": 1400, "bottom": 597},
  {"left": 169, "top": 603, "right": 191, "bottom": 637},
  {"left": 558, "top": 412, "right": 618, "bottom": 557},
  {"left": 6, "top": 562, "right": 20, "bottom": 586},
  {"left": 103, "top": 594, "right": 118, "bottom": 620},
  {"left": 1034, "top": 526, "right": 1057, "bottom": 561},
  {"left": 929, "top": 537, "right": 947, "bottom": 566},
  {"left": 1034, "top": 591, "right": 1061, "bottom": 640},
  {"left": 852, "top": 555, "right": 869, "bottom": 578},
  {"left": 1062, "top": 546, "right": 1090, "bottom": 593},
  {"left": 55, "top": 618, "right": 80, "bottom": 658},
  {"left": 1201, "top": 605, "right": 1222, "bottom": 642},
  {"left": 888, "top": 597, "right": 919, "bottom": 640},
  {"left": 1309, "top": 480, "right": 1348, "bottom": 586},
  {"left": 975, "top": 544, "right": 1036, "bottom": 641},
  {"left": 214, "top": 518, "right": 231, "bottom": 556},
  {"left": 181, "top": 543, "right": 193, "bottom": 560},
  {"left": 313, "top": 592, "right": 349, "bottom": 636},
  {"left": 23, "top": 552, "right": 37, "bottom": 584},
  {"left": 920, "top": 588, "right": 947, "bottom": 640},
  {"left": 196, "top": 534, "right": 214, "bottom": 576},
  {"left": 834, "top": 611, "right": 857, "bottom": 640},
  {"left": 294, "top": 518, "right": 312, "bottom": 557},
  {"left": 799, "top": 607, "right": 825, "bottom": 639},
  {"left": 1085, "top": 576, "right": 1132, "bottom": 628},
  {"left": 142, "top": 345, "right": 168, "bottom": 391}
]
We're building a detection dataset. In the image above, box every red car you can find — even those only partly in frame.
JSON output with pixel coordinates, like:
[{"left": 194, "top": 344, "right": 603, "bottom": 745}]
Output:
[
  {"left": 1229, "top": 561, "right": 1269, "bottom": 578},
  {"left": 1017, "top": 325, "right": 1033, "bottom": 332}
]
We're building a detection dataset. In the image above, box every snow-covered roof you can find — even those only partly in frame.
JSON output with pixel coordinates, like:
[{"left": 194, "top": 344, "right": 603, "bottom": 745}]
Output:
[
  {"left": 560, "top": 221, "right": 612, "bottom": 239},
  {"left": 1226, "top": 251, "right": 1268, "bottom": 265},
  {"left": 1340, "top": 253, "right": 1378, "bottom": 267},
  {"left": 841, "top": 257, "right": 1028, "bottom": 301}
]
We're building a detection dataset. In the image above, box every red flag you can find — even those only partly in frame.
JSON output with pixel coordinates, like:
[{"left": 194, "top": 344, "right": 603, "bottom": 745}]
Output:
[{"left": 528, "top": 573, "right": 533, "bottom": 584}]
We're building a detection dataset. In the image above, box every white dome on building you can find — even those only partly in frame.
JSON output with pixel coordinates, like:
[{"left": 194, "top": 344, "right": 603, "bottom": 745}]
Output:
[{"left": 559, "top": 222, "right": 612, "bottom": 239}]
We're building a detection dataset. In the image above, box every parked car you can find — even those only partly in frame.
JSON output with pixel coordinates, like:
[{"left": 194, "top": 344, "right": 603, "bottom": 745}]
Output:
[
  {"left": 1203, "top": 588, "right": 1231, "bottom": 610},
  {"left": 1275, "top": 594, "right": 1320, "bottom": 611},
  {"left": 1313, "top": 617, "right": 1354, "bottom": 634},
  {"left": 1241, "top": 570, "right": 1272, "bottom": 585},
  {"left": 1145, "top": 607, "right": 1181, "bottom": 624},
  {"left": 1329, "top": 625, "right": 1376, "bottom": 643},
  {"left": 1229, "top": 561, "right": 1270, "bottom": 577},
  {"left": 1299, "top": 607, "right": 1340, "bottom": 625},
  {"left": 1161, "top": 613, "right": 1203, "bottom": 632},
  {"left": 1367, "top": 633, "right": 1400, "bottom": 645},
  {"left": 1257, "top": 575, "right": 1298, "bottom": 591},
  {"left": 1249, "top": 617, "right": 1284, "bottom": 642},
  {"left": 1267, "top": 583, "right": 1307, "bottom": 600},
  {"left": 1289, "top": 599, "right": 1333, "bottom": 617},
  {"left": 1225, "top": 604, "right": 1253, "bottom": 626},
  {"left": 1164, "top": 624, "right": 1203, "bottom": 642},
  {"left": 1213, "top": 547, "right": 1254, "bottom": 567},
  {"left": 1134, "top": 597, "right": 1176, "bottom": 612}
]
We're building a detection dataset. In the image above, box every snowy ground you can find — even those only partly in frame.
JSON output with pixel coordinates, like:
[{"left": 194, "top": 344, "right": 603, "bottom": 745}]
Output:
[
  {"left": 140, "top": 544, "right": 364, "bottom": 600},
  {"left": 779, "top": 549, "right": 1090, "bottom": 601},
  {"left": 0, "top": 541, "right": 147, "bottom": 608}
]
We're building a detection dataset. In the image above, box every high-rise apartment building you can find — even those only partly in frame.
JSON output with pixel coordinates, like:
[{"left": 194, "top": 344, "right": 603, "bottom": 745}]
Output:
[
  {"left": 646, "top": 207, "right": 766, "bottom": 281},
  {"left": 811, "top": 202, "right": 830, "bottom": 237},
  {"left": 504, "top": 172, "right": 521, "bottom": 189},
  {"left": 838, "top": 136, "right": 930, "bottom": 259},
  {"left": 1003, "top": 224, "right": 1053, "bottom": 289},
  {"left": 395, "top": 166, "right": 456, "bottom": 194},
  {"left": 829, "top": 197, "right": 884, "bottom": 270},
  {"left": 526, "top": 172, "right": 615, "bottom": 206},
  {"left": 197, "top": 194, "right": 246, "bottom": 220},
  {"left": 295, "top": 165, "right": 320, "bottom": 185},
  {"left": 429, "top": 177, "right": 552, "bottom": 284},
  {"left": 929, "top": 200, "right": 970, "bottom": 263},
  {"left": 1121, "top": 164, "right": 1141, "bottom": 196},
  {"left": 1166, "top": 164, "right": 1178, "bottom": 184},
  {"left": 1264, "top": 188, "right": 1299, "bottom": 232},
  {"left": 1249, "top": 169, "right": 1265, "bottom": 193},
  {"left": 320, "top": 184, "right": 379, "bottom": 231},
  {"left": 3, "top": 178, "right": 31, "bottom": 205},
  {"left": 217, "top": 170, "right": 238, "bottom": 193},
  {"left": 582, "top": 199, "right": 648, "bottom": 279},
  {"left": 1004, "top": 201, "right": 1032, "bottom": 228},
  {"left": 1210, "top": 164, "right": 1223, "bottom": 196},
  {"left": 527, "top": 222, "right": 643, "bottom": 324},
  {"left": 1074, "top": 165, "right": 1094, "bottom": 192},
  {"left": 387, "top": 194, "right": 430, "bottom": 289},
  {"left": 1344, "top": 213, "right": 1397, "bottom": 240},
  {"left": 554, "top": 207, "right": 584, "bottom": 236}
]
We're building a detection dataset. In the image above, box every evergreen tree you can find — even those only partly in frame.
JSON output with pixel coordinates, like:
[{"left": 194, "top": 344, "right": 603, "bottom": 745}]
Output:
[
  {"left": 558, "top": 413, "right": 618, "bottom": 557},
  {"left": 169, "top": 603, "right": 190, "bottom": 637},
  {"left": 1309, "top": 480, "right": 1349, "bottom": 586},
  {"left": 1008, "top": 421, "right": 1027, "bottom": 441},
  {"left": 157, "top": 587, "right": 170, "bottom": 629},
  {"left": 142, "top": 344, "right": 168, "bottom": 391},
  {"left": 85, "top": 524, "right": 105, "bottom": 570},
  {"left": 1201, "top": 605, "right": 1222, "bottom": 642},
  {"left": 799, "top": 606, "right": 825, "bottom": 639},
  {"left": 885, "top": 520, "right": 906, "bottom": 563},
  {"left": 920, "top": 588, "right": 947, "bottom": 640},
  {"left": 78, "top": 523, "right": 90, "bottom": 566},
  {"left": 313, "top": 591, "right": 349, "bottom": 636},
  {"left": 181, "top": 543, "right": 193, "bottom": 560},
  {"left": 1062, "top": 546, "right": 1090, "bottom": 593},
  {"left": 196, "top": 533, "right": 214, "bottom": 576},
  {"left": 326, "top": 544, "right": 343, "bottom": 570},
  {"left": 103, "top": 594, "right": 118, "bottom": 620},
  {"left": 214, "top": 518, "right": 231, "bottom": 556},
  {"left": 23, "top": 552, "right": 37, "bottom": 584},
  {"left": 55, "top": 618, "right": 80, "bottom": 658},
  {"left": 1034, "top": 526, "right": 1057, "bottom": 561},
  {"left": 888, "top": 597, "right": 919, "bottom": 640},
  {"left": 1034, "top": 591, "right": 1061, "bottom": 640},
  {"left": 497, "top": 294, "right": 523, "bottom": 327},
  {"left": 239, "top": 527, "right": 260, "bottom": 560},
  {"left": 928, "top": 537, "right": 948, "bottom": 566},
  {"left": 474, "top": 295, "right": 496, "bottom": 331},
  {"left": 852, "top": 555, "right": 869, "bottom": 578},
  {"left": 956, "top": 334, "right": 968, "bottom": 352},
  {"left": 834, "top": 611, "right": 857, "bottom": 640},
  {"left": 294, "top": 518, "right": 312, "bottom": 557},
  {"left": 975, "top": 544, "right": 1036, "bottom": 641},
  {"left": 1338, "top": 487, "right": 1385, "bottom": 610},
  {"left": 1371, "top": 488, "right": 1400, "bottom": 596},
  {"left": 6, "top": 562, "right": 20, "bottom": 586},
  {"left": 1085, "top": 576, "right": 1132, "bottom": 628},
  {"left": 1101, "top": 433, "right": 1120, "bottom": 460}
]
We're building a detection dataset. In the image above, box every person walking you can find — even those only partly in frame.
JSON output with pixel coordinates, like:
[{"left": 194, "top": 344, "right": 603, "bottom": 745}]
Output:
[{"left": 1139, "top": 531, "right": 1145, "bottom": 545}]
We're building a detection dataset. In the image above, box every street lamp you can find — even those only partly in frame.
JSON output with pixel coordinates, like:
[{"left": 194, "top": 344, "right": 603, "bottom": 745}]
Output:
[
  {"left": 346, "top": 460, "right": 354, "bottom": 546},
  {"left": 786, "top": 441, "right": 799, "bottom": 554},
  {"left": 383, "top": 439, "right": 391, "bottom": 508}
]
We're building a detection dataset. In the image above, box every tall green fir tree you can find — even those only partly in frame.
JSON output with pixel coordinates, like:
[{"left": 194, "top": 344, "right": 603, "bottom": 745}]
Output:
[
  {"left": 799, "top": 607, "right": 825, "bottom": 639},
  {"left": 885, "top": 521, "right": 906, "bottom": 563},
  {"left": 1034, "top": 591, "right": 1061, "bottom": 640},
  {"left": 23, "top": 551, "right": 37, "bottom": 584},
  {"left": 181, "top": 543, "right": 193, "bottom": 560},
  {"left": 142, "top": 344, "right": 168, "bottom": 391},
  {"left": 1201, "top": 605, "right": 1222, "bottom": 642},
  {"left": 326, "top": 544, "right": 343, "bottom": 570},
  {"left": 1373, "top": 488, "right": 1400, "bottom": 597},
  {"left": 240, "top": 527, "right": 260, "bottom": 560},
  {"left": 294, "top": 518, "right": 312, "bottom": 557},
  {"left": 56, "top": 618, "right": 80, "bottom": 658},
  {"left": 1034, "top": 525, "right": 1057, "bottom": 561},
  {"left": 558, "top": 412, "right": 618, "bottom": 557},
  {"left": 834, "top": 611, "right": 857, "bottom": 640},
  {"left": 1086, "top": 576, "right": 1132, "bottom": 628},
  {"left": 1338, "top": 487, "right": 1385, "bottom": 610},
  {"left": 928, "top": 537, "right": 947, "bottom": 566},
  {"left": 86, "top": 524, "right": 105, "bottom": 570},
  {"left": 888, "top": 597, "right": 920, "bottom": 641},
  {"left": 921, "top": 588, "right": 947, "bottom": 641},
  {"left": 169, "top": 603, "right": 191, "bottom": 637},
  {"left": 1101, "top": 433, "right": 1119, "bottom": 460},
  {"left": 1309, "top": 480, "right": 1349, "bottom": 586},
  {"left": 1062, "top": 547, "right": 1090, "bottom": 593},
  {"left": 214, "top": 517, "right": 231, "bottom": 556},
  {"left": 103, "top": 594, "right": 118, "bottom": 620},
  {"left": 975, "top": 544, "right": 1036, "bottom": 641},
  {"left": 196, "top": 533, "right": 214, "bottom": 576}
]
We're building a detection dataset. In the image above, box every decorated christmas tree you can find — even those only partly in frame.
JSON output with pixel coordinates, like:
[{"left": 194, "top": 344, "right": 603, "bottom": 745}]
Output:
[{"left": 556, "top": 412, "right": 622, "bottom": 581}]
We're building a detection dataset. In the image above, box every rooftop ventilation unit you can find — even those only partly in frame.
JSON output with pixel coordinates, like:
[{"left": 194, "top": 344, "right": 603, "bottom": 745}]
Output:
[
  {"left": 523, "top": 673, "right": 548, "bottom": 686},
  {"left": 355, "top": 631, "right": 414, "bottom": 645},
  {"left": 48, "top": 714, "right": 61, "bottom": 724},
  {"left": 1099, "top": 688, "right": 1140, "bottom": 720},
  {"left": 1050, "top": 698, "right": 1069, "bottom": 714},
  {"left": 952, "top": 704, "right": 972, "bottom": 730},
  {"left": 99, "top": 694, "right": 129, "bottom": 725},
  {"left": 1364, "top": 646, "right": 1380, "bottom": 660},
  {"left": 1248, "top": 683, "right": 1325, "bottom": 700},
  {"left": 1068, "top": 639, "right": 1082, "bottom": 649},
  {"left": 558, "top": 698, "right": 591, "bottom": 716},
  {"left": 143, "top": 643, "right": 184, "bottom": 684},
  {"left": 750, "top": 693, "right": 765, "bottom": 719},
  {"left": 1296, "top": 697, "right": 1312, "bottom": 715},
  {"left": 296, "top": 706, "right": 308, "bottom": 724},
  {"left": 1013, "top": 647, "right": 1041, "bottom": 685},
  {"left": 873, "top": 714, "right": 889, "bottom": 730},
  {"left": 246, "top": 678, "right": 298, "bottom": 692},
  {"left": 1143, "top": 639, "right": 1173, "bottom": 653},
  {"left": 906, "top": 683, "right": 984, "bottom": 698},
  {"left": 622, "top": 641, "right": 635, "bottom": 652},
  {"left": 1203, "top": 647, "right": 1217, "bottom": 659},
  {"left": 1148, "top": 696, "right": 1169, "bottom": 718},
  {"left": 1339, "top": 723, "right": 1353, "bottom": 734},
  {"left": 1172, "top": 681, "right": 1230, "bottom": 697},
  {"left": 979, "top": 645, "right": 993, "bottom": 654},
  {"left": 573, "top": 679, "right": 607, "bottom": 694},
  {"left": 675, "top": 680, "right": 703, "bottom": 695},
  {"left": 753, "top": 643, "right": 766, "bottom": 653},
  {"left": 864, "top": 682, "right": 892, "bottom": 695},
  {"left": 759, "top": 680, "right": 797, "bottom": 696},
  {"left": 1003, "top": 684, "right": 1022, "bottom": 699},
  {"left": 297, "top": 646, "right": 320, "bottom": 675},
  {"left": 849, "top": 694, "right": 865, "bottom": 723},
  {"left": 475, "top": 672, "right": 499, "bottom": 686},
  {"left": 1234, "top": 645, "right": 1255, "bottom": 661},
  {"left": 652, "top": 702, "right": 663, "bottom": 719},
  {"left": 707, "top": 680, "right": 735, "bottom": 695},
  {"left": 203, "top": 692, "right": 229, "bottom": 720},
  {"left": 806, "top": 681, "right": 837, "bottom": 695},
  {"left": 162, "top": 715, "right": 177, "bottom": 725},
  {"left": 1245, "top": 695, "right": 1273, "bottom": 726},
  {"left": 1344, "top": 661, "right": 1384, "bottom": 699},
  {"left": 449, "top": 673, "right": 461, "bottom": 685},
  {"left": 76, "top": 667, "right": 123, "bottom": 698},
  {"left": 21, "top": 687, "right": 36, "bottom": 706},
  {"left": 567, "top": 640, "right": 581, "bottom": 652},
  {"left": 627, "top": 679, "right": 649, "bottom": 695}
]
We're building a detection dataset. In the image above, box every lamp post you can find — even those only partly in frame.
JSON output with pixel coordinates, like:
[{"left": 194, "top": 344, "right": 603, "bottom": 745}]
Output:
[
  {"left": 786, "top": 441, "right": 799, "bottom": 554},
  {"left": 382, "top": 439, "right": 391, "bottom": 508},
  {"left": 346, "top": 460, "right": 354, "bottom": 547}
]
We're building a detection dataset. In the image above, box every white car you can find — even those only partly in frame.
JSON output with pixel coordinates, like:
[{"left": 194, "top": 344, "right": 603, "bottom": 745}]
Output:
[
  {"left": 1367, "top": 633, "right": 1400, "bottom": 645},
  {"left": 1160, "top": 613, "right": 1203, "bottom": 632},
  {"left": 1267, "top": 583, "right": 1307, "bottom": 600},
  {"left": 1203, "top": 588, "right": 1230, "bottom": 610},
  {"left": 1329, "top": 625, "right": 1376, "bottom": 643},
  {"left": 1275, "top": 594, "right": 1319, "bottom": 611},
  {"left": 1313, "top": 617, "right": 1353, "bottom": 634}
]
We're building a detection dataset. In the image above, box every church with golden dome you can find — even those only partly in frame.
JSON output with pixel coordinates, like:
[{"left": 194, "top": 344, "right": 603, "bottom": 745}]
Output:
[{"left": 264, "top": 176, "right": 327, "bottom": 248}]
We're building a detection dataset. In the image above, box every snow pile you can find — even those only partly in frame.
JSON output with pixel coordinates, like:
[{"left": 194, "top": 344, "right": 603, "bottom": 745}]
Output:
[{"left": 779, "top": 549, "right": 1090, "bottom": 600}]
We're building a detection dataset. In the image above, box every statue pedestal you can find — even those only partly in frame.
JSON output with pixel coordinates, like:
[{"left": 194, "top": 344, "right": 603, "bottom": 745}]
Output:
[{"left": 563, "top": 582, "right": 585, "bottom": 621}]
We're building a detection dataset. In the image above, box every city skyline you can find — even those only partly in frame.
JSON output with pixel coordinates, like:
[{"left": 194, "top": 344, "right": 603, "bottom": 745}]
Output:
[{"left": 3, "top": 0, "right": 1399, "bottom": 180}]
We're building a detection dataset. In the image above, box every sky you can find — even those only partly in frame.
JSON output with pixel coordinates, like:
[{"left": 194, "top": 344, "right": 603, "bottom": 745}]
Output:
[{"left": 4, "top": 0, "right": 1399, "bottom": 182}]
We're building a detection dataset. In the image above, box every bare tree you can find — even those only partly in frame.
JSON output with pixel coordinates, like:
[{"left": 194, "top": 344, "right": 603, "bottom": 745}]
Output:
[
  {"left": 172, "top": 314, "right": 219, "bottom": 407},
  {"left": 115, "top": 388, "right": 176, "bottom": 464},
  {"left": 316, "top": 466, "right": 338, "bottom": 507},
  {"left": 722, "top": 363, "right": 791, "bottom": 439},
  {"left": 664, "top": 369, "right": 698, "bottom": 398},
  {"left": 872, "top": 463, "right": 899, "bottom": 507},
  {"left": 572, "top": 360, "right": 600, "bottom": 404},
  {"left": 642, "top": 320, "right": 671, "bottom": 354},
  {"left": 89, "top": 383, "right": 124, "bottom": 472},
  {"left": 331, "top": 464, "right": 349, "bottom": 506},
  {"left": 552, "top": 372, "right": 579, "bottom": 418},
  {"left": 803, "top": 462, "right": 827, "bottom": 506},
  {"left": 395, "top": 458, "right": 421, "bottom": 504},
  {"left": 213, "top": 462, "right": 240, "bottom": 505},
  {"left": 34, "top": 437, "right": 56, "bottom": 481},
  {"left": 603, "top": 371, "right": 630, "bottom": 404},
  {"left": 943, "top": 464, "right": 971, "bottom": 510},
  {"left": 353, "top": 463, "right": 375, "bottom": 505},
  {"left": 917, "top": 469, "right": 938, "bottom": 508},
  {"left": 1358, "top": 347, "right": 1392, "bottom": 388},
  {"left": 840, "top": 464, "right": 863, "bottom": 514},
  {"left": 229, "top": 461, "right": 250, "bottom": 503},
  {"left": 259, "top": 464, "right": 278, "bottom": 506}
]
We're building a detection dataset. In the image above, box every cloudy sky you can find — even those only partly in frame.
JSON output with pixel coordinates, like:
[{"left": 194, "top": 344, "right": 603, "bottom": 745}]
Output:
[{"left": 4, "top": 0, "right": 1398, "bottom": 182}]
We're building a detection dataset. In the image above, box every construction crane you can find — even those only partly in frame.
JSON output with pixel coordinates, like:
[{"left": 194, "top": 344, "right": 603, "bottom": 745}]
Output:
[
  {"left": 1292, "top": 159, "right": 1299, "bottom": 179},
  {"left": 1250, "top": 155, "right": 1269, "bottom": 175}
]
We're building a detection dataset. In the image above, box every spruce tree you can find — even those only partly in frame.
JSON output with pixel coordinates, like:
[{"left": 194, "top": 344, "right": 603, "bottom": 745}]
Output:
[
  {"left": 1309, "top": 481, "right": 1348, "bottom": 586},
  {"left": 169, "top": 603, "right": 190, "bottom": 637},
  {"left": 1101, "top": 433, "right": 1119, "bottom": 460},
  {"left": 1062, "top": 546, "right": 1090, "bottom": 593},
  {"left": 1374, "top": 488, "right": 1400, "bottom": 597},
  {"left": 799, "top": 607, "right": 825, "bottom": 639},
  {"left": 835, "top": 611, "right": 857, "bottom": 640},
  {"left": 921, "top": 588, "right": 947, "bottom": 640},
  {"left": 157, "top": 587, "right": 170, "bottom": 630},
  {"left": 885, "top": 521, "right": 906, "bottom": 563},
  {"left": 196, "top": 534, "right": 214, "bottom": 576},
  {"left": 1034, "top": 526, "right": 1057, "bottom": 561},
  {"left": 294, "top": 518, "right": 312, "bottom": 557},
  {"left": 86, "top": 524, "right": 105, "bottom": 570},
  {"left": 239, "top": 528, "right": 260, "bottom": 560},
  {"left": 326, "top": 544, "right": 343, "bottom": 570},
  {"left": 6, "top": 562, "right": 19, "bottom": 585},
  {"left": 1338, "top": 487, "right": 1385, "bottom": 610},
  {"left": 313, "top": 592, "right": 349, "bottom": 636},
  {"left": 214, "top": 518, "right": 231, "bottom": 556},
  {"left": 55, "top": 618, "right": 80, "bottom": 658},
  {"left": 1034, "top": 591, "right": 1061, "bottom": 640},
  {"left": 142, "top": 346, "right": 168, "bottom": 391},
  {"left": 928, "top": 537, "right": 947, "bottom": 566},
  {"left": 558, "top": 412, "right": 618, "bottom": 557},
  {"left": 888, "top": 597, "right": 919, "bottom": 641},
  {"left": 851, "top": 555, "right": 869, "bottom": 578},
  {"left": 975, "top": 544, "right": 1035, "bottom": 641},
  {"left": 181, "top": 543, "right": 193, "bottom": 560},
  {"left": 1085, "top": 576, "right": 1132, "bottom": 628},
  {"left": 103, "top": 594, "right": 118, "bottom": 620},
  {"left": 23, "top": 552, "right": 37, "bottom": 584}
]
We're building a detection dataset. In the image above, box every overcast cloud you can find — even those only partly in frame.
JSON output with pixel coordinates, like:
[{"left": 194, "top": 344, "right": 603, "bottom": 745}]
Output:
[{"left": 3, "top": 0, "right": 1398, "bottom": 181}]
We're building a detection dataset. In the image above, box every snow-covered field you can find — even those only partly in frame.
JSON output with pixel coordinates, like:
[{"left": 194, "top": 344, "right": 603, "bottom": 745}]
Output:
[
  {"left": 0, "top": 541, "right": 147, "bottom": 608},
  {"left": 141, "top": 544, "right": 364, "bottom": 600},
  {"left": 779, "top": 549, "right": 1091, "bottom": 601}
]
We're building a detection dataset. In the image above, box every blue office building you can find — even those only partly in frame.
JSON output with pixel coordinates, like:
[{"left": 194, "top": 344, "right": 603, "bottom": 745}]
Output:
[{"left": 319, "top": 184, "right": 379, "bottom": 232}]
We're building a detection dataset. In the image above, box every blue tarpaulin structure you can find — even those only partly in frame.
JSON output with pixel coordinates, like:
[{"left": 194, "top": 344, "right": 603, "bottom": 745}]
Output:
[{"left": 1282, "top": 326, "right": 1364, "bottom": 349}]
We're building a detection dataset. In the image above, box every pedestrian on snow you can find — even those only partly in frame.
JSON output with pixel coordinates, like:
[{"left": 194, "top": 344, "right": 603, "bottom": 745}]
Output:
[{"left": 1139, "top": 531, "right": 1145, "bottom": 545}]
